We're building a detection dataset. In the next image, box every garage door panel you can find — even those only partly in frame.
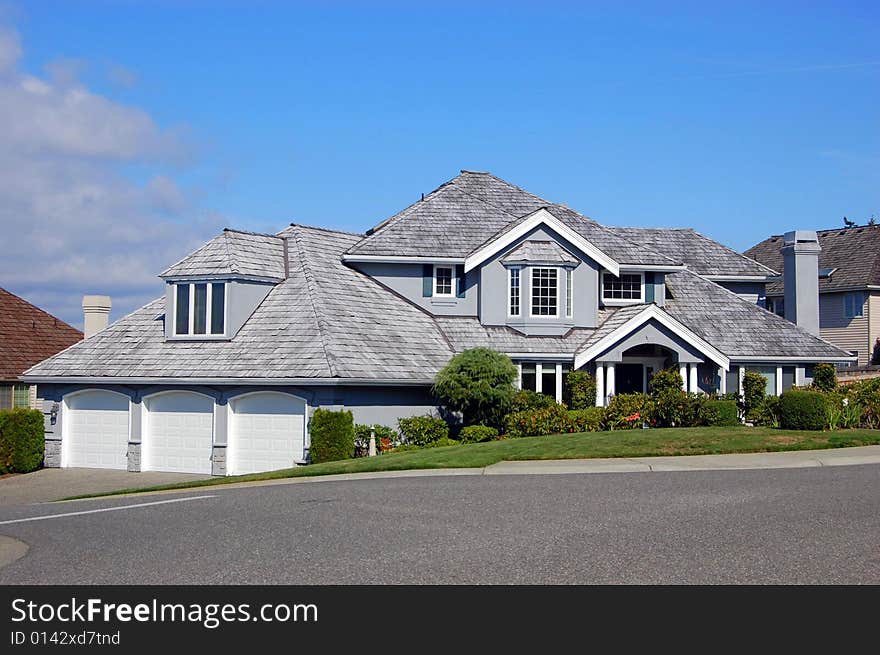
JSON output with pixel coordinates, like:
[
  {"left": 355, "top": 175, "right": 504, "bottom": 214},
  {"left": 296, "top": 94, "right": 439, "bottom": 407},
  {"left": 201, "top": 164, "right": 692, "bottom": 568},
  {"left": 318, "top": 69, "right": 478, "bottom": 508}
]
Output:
[
  {"left": 230, "top": 393, "right": 305, "bottom": 476},
  {"left": 66, "top": 391, "right": 130, "bottom": 470},
  {"left": 144, "top": 392, "right": 214, "bottom": 475}
]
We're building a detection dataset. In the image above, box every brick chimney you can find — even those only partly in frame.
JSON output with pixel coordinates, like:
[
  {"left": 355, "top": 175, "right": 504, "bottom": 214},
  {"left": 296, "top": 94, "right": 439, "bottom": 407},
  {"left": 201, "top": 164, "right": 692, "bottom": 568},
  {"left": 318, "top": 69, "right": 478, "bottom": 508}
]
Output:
[
  {"left": 780, "top": 230, "right": 820, "bottom": 336},
  {"left": 82, "top": 295, "right": 111, "bottom": 338}
]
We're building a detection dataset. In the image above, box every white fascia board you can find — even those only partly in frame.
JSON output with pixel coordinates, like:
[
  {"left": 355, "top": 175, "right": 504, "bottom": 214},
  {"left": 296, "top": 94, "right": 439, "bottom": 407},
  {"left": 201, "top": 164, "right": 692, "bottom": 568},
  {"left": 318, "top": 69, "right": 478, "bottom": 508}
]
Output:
[
  {"left": 731, "top": 355, "right": 858, "bottom": 363},
  {"left": 703, "top": 274, "right": 773, "bottom": 282},
  {"left": 464, "top": 208, "right": 619, "bottom": 275},
  {"left": 19, "top": 376, "right": 436, "bottom": 386},
  {"left": 343, "top": 254, "right": 465, "bottom": 264},
  {"left": 574, "top": 304, "right": 730, "bottom": 370},
  {"left": 619, "top": 264, "right": 687, "bottom": 272},
  {"left": 505, "top": 353, "right": 576, "bottom": 361}
]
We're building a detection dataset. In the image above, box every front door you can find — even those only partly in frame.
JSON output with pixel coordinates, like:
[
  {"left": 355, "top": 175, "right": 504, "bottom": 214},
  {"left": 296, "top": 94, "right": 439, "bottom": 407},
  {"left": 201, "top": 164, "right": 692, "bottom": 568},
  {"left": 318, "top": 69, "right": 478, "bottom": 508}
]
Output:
[{"left": 616, "top": 364, "right": 644, "bottom": 395}]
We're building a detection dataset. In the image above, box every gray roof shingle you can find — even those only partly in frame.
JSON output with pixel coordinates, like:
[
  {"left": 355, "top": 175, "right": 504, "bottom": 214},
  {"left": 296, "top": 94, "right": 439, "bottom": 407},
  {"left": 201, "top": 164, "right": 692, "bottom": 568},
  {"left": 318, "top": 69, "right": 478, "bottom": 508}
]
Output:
[
  {"left": 160, "top": 229, "right": 286, "bottom": 280},
  {"left": 613, "top": 227, "right": 777, "bottom": 277},
  {"left": 501, "top": 240, "right": 579, "bottom": 265},
  {"left": 744, "top": 225, "right": 880, "bottom": 295}
]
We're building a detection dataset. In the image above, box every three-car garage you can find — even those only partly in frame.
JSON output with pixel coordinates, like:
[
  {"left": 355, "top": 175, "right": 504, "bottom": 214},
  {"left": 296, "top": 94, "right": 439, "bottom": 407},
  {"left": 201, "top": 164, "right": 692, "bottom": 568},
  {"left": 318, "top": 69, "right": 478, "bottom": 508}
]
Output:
[{"left": 61, "top": 389, "right": 308, "bottom": 475}]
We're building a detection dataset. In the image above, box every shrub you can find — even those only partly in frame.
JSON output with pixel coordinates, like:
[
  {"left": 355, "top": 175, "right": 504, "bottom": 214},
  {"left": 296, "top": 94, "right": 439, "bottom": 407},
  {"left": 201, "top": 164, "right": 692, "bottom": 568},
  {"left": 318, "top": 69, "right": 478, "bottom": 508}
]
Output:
[
  {"left": 353, "top": 424, "right": 397, "bottom": 456},
  {"left": 778, "top": 390, "right": 829, "bottom": 430},
  {"left": 510, "top": 390, "right": 557, "bottom": 413},
  {"left": 653, "top": 390, "right": 707, "bottom": 428},
  {"left": 392, "top": 437, "right": 459, "bottom": 452},
  {"left": 397, "top": 415, "right": 449, "bottom": 446},
  {"left": 309, "top": 409, "right": 355, "bottom": 463},
  {"left": 433, "top": 348, "right": 518, "bottom": 428},
  {"left": 459, "top": 425, "right": 499, "bottom": 443},
  {"left": 812, "top": 363, "right": 837, "bottom": 393},
  {"left": 701, "top": 399, "right": 739, "bottom": 426},
  {"left": 605, "top": 393, "right": 654, "bottom": 430},
  {"left": 565, "top": 371, "right": 597, "bottom": 410},
  {"left": 741, "top": 371, "right": 767, "bottom": 422},
  {"left": 756, "top": 395, "right": 781, "bottom": 428},
  {"left": 566, "top": 407, "right": 605, "bottom": 433},
  {"left": 504, "top": 405, "right": 570, "bottom": 438},
  {"left": 649, "top": 367, "right": 684, "bottom": 396},
  {"left": 0, "top": 408, "right": 45, "bottom": 474}
]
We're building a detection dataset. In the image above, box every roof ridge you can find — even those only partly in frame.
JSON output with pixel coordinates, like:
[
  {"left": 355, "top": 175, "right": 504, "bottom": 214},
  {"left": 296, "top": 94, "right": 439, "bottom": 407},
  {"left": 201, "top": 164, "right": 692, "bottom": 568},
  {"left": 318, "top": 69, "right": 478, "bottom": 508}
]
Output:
[
  {"left": 0, "top": 287, "right": 82, "bottom": 335},
  {"left": 222, "top": 227, "right": 284, "bottom": 239},
  {"left": 223, "top": 230, "right": 238, "bottom": 274},
  {"left": 360, "top": 173, "right": 462, "bottom": 239},
  {"left": 289, "top": 230, "right": 337, "bottom": 377},
  {"left": 686, "top": 228, "right": 779, "bottom": 276},
  {"left": 285, "top": 223, "right": 364, "bottom": 238}
]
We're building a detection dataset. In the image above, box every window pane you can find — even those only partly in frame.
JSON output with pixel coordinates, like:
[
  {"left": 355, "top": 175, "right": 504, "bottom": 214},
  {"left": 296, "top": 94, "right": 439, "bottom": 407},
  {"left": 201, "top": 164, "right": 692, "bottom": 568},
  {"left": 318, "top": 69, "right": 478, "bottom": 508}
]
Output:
[
  {"left": 0, "top": 385, "right": 12, "bottom": 410},
  {"left": 194, "top": 283, "right": 207, "bottom": 334},
  {"left": 531, "top": 268, "right": 558, "bottom": 316},
  {"left": 541, "top": 368, "right": 557, "bottom": 398},
  {"left": 509, "top": 268, "right": 520, "bottom": 316},
  {"left": 521, "top": 364, "right": 536, "bottom": 392},
  {"left": 211, "top": 283, "right": 225, "bottom": 334},
  {"left": 435, "top": 267, "right": 453, "bottom": 295},
  {"left": 602, "top": 273, "right": 642, "bottom": 300},
  {"left": 12, "top": 384, "right": 30, "bottom": 408},
  {"left": 175, "top": 284, "right": 190, "bottom": 334}
]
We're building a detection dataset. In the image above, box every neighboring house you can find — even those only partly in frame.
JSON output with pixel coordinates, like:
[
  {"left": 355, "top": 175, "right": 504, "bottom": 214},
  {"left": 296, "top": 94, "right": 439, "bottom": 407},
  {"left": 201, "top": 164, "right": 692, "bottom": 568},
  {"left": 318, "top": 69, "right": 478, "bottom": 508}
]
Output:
[
  {"left": 23, "top": 171, "right": 854, "bottom": 476},
  {"left": 0, "top": 287, "right": 82, "bottom": 410},
  {"left": 746, "top": 225, "right": 880, "bottom": 367}
]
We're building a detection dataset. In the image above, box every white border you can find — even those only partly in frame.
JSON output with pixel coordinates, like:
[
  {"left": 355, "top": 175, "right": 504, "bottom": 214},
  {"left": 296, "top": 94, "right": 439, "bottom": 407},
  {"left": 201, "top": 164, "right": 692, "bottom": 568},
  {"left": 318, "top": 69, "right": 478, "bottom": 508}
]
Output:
[
  {"left": 600, "top": 271, "right": 645, "bottom": 306},
  {"left": 529, "top": 267, "right": 560, "bottom": 319},
  {"left": 507, "top": 266, "right": 521, "bottom": 317},
  {"left": 432, "top": 265, "right": 455, "bottom": 297}
]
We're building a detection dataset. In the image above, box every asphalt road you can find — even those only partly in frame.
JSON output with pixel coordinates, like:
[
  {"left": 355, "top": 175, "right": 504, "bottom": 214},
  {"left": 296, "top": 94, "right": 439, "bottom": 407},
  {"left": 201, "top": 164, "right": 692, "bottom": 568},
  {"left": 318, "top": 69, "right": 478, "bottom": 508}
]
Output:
[{"left": 1, "top": 464, "right": 878, "bottom": 584}]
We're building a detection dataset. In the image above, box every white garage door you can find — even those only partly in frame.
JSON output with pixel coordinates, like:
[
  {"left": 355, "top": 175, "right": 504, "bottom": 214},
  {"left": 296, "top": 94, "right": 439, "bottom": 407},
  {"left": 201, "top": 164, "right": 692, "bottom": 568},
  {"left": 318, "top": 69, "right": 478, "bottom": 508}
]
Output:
[
  {"left": 229, "top": 393, "right": 306, "bottom": 475},
  {"left": 66, "top": 390, "right": 130, "bottom": 470},
  {"left": 144, "top": 392, "right": 214, "bottom": 474}
]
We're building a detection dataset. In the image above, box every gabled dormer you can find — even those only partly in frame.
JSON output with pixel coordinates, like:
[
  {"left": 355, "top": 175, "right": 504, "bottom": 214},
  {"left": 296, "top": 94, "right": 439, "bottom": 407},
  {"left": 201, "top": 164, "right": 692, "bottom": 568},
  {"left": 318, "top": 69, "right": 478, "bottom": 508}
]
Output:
[{"left": 159, "top": 229, "right": 286, "bottom": 341}]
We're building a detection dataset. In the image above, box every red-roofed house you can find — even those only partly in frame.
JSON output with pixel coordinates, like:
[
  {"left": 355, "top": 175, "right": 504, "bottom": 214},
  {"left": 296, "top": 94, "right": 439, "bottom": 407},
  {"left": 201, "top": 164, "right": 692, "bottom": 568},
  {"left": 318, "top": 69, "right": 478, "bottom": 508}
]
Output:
[{"left": 0, "top": 287, "right": 82, "bottom": 409}]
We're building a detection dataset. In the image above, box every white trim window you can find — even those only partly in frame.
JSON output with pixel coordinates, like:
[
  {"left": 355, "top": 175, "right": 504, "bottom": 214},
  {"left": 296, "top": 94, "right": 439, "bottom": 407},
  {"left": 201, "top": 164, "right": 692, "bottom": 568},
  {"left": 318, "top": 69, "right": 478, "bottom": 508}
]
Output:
[
  {"left": 844, "top": 292, "right": 864, "bottom": 319},
  {"left": 531, "top": 267, "right": 558, "bottom": 317},
  {"left": 565, "top": 268, "right": 573, "bottom": 318},
  {"left": 433, "top": 266, "right": 454, "bottom": 297},
  {"left": 602, "top": 272, "right": 643, "bottom": 304},
  {"left": 174, "top": 282, "right": 226, "bottom": 336},
  {"left": 508, "top": 266, "right": 521, "bottom": 317}
]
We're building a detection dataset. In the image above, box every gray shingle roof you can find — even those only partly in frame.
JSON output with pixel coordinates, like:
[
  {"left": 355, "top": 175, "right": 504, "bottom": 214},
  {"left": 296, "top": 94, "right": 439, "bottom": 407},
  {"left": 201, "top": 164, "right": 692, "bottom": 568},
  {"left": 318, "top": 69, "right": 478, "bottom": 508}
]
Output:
[
  {"left": 160, "top": 229, "right": 286, "bottom": 280},
  {"left": 501, "top": 240, "right": 579, "bottom": 265},
  {"left": 613, "top": 227, "right": 777, "bottom": 277},
  {"left": 663, "top": 270, "right": 852, "bottom": 358},
  {"left": 744, "top": 225, "right": 880, "bottom": 295},
  {"left": 347, "top": 171, "right": 677, "bottom": 266}
]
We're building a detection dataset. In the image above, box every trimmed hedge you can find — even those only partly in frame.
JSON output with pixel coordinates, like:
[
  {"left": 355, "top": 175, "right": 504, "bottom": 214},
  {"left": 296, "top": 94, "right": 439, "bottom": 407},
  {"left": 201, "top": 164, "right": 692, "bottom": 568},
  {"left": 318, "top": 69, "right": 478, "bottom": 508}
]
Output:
[
  {"left": 309, "top": 408, "right": 355, "bottom": 463},
  {"left": 0, "top": 408, "right": 45, "bottom": 474},
  {"left": 701, "top": 399, "right": 739, "bottom": 426},
  {"left": 566, "top": 407, "right": 605, "bottom": 433},
  {"left": 397, "top": 415, "right": 449, "bottom": 446},
  {"left": 504, "top": 405, "right": 570, "bottom": 438},
  {"left": 779, "top": 389, "right": 828, "bottom": 430},
  {"left": 459, "top": 425, "right": 499, "bottom": 443}
]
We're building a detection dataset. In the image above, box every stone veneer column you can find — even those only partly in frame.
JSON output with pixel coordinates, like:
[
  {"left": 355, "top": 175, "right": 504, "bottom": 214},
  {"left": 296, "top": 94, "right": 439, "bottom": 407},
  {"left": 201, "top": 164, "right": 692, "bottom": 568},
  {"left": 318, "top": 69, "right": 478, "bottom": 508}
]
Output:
[
  {"left": 127, "top": 396, "right": 142, "bottom": 472},
  {"left": 212, "top": 400, "right": 228, "bottom": 476}
]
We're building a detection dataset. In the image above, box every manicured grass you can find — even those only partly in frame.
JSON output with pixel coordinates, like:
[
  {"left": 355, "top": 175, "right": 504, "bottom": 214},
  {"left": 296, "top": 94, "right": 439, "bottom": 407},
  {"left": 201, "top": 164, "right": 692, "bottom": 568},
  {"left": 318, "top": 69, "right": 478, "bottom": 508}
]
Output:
[{"left": 61, "top": 425, "right": 880, "bottom": 500}]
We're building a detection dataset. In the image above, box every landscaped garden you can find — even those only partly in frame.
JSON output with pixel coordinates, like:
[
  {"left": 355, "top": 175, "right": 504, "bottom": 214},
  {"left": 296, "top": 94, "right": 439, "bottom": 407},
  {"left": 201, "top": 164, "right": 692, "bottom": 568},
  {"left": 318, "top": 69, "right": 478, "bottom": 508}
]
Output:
[{"left": 64, "top": 352, "right": 880, "bottom": 499}]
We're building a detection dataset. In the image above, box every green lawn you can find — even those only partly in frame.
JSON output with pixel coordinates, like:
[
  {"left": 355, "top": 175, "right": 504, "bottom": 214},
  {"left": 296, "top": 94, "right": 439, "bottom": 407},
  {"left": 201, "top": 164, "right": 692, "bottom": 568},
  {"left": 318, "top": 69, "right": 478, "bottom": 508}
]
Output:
[{"left": 62, "top": 425, "right": 880, "bottom": 500}]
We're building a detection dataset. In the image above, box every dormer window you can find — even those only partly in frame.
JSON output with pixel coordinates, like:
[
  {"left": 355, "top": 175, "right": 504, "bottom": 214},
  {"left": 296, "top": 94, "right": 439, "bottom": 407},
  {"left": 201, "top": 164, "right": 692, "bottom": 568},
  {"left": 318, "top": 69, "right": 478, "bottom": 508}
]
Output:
[
  {"left": 433, "top": 266, "right": 454, "bottom": 297},
  {"left": 531, "top": 267, "right": 558, "bottom": 317},
  {"left": 602, "top": 272, "right": 644, "bottom": 305},
  {"left": 174, "top": 282, "right": 226, "bottom": 336}
]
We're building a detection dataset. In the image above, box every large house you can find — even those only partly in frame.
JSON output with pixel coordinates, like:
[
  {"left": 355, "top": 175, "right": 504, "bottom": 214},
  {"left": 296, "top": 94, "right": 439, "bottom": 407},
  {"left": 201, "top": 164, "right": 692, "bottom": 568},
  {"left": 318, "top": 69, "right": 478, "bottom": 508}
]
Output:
[
  {"left": 0, "top": 287, "right": 82, "bottom": 410},
  {"left": 746, "top": 225, "right": 880, "bottom": 367},
  {"left": 23, "top": 171, "right": 853, "bottom": 476}
]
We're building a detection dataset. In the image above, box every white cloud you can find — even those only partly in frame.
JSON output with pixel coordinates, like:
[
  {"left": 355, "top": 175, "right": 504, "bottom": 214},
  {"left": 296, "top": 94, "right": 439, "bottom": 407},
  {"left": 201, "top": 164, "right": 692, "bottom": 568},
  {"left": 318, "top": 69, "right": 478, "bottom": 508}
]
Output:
[{"left": 0, "top": 27, "right": 227, "bottom": 327}]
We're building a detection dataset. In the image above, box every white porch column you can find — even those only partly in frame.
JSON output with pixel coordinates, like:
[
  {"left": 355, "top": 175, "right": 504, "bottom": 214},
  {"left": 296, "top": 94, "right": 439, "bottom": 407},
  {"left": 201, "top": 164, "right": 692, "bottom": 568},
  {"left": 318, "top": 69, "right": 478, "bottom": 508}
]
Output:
[
  {"left": 595, "top": 363, "right": 605, "bottom": 407},
  {"left": 606, "top": 362, "right": 616, "bottom": 399},
  {"left": 555, "top": 363, "right": 563, "bottom": 404},
  {"left": 719, "top": 366, "right": 727, "bottom": 394},
  {"left": 775, "top": 366, "right": 783, "bottom": 396},
  {"left": 738, "top": 365, "right": 746, "bottom": 399},
  {"left": 516, "top": 362, "right": 522, "bottom": 390},
  {"left": 535, "top": 363, "right": 543, "bottom": 393},
  {"left": 679, "top": 363, "right": 688, "bottom": 391},
  {"left": 689, "top": 363, "right": 699, "bottom": 394}
]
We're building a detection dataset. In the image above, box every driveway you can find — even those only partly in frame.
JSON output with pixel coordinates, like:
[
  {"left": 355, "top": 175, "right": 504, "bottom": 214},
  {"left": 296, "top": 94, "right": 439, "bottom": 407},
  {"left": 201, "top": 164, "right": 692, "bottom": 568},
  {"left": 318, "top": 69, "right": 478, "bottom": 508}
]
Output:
[{"left": 0, "top": 468, "right": 210, "bottom": 507}]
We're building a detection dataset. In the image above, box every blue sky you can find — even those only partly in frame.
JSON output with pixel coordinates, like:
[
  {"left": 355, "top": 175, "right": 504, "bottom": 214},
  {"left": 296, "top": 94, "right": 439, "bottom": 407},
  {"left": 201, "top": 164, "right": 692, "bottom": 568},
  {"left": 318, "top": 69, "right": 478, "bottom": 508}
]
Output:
[{"left": 1, "top": 1, "right": 878, "bottom": 324}]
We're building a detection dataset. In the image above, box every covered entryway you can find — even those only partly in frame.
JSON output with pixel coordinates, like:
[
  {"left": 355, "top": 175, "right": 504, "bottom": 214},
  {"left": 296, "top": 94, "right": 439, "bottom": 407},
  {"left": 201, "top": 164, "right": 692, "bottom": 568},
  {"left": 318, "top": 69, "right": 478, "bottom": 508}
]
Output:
[
  {"left": 64, "top": 390, "right": 130, "bottom": 470},
  {"left": 143, "top": 391, "right": 214, "bottom": 474},
  {"left": 228, "top": 392, "right": 306, "bottom": 475}
]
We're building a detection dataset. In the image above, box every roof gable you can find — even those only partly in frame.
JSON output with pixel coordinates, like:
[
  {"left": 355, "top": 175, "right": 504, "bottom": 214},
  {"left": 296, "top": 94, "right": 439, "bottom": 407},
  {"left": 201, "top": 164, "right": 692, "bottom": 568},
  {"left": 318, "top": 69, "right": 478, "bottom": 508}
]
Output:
[{"left": 501, "top": 240, "right": 579, "bottom": 266}]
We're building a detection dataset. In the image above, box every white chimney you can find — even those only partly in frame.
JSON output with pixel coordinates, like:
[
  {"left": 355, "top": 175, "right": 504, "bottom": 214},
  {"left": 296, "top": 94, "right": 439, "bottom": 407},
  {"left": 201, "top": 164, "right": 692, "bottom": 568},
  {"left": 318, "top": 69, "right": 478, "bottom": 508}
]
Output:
[
  {"left": 82, "top": 295, "right": 112, "bottom": 338},
  {"left": 780, "top": 230, "right": 821, "bottom": 336}
]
